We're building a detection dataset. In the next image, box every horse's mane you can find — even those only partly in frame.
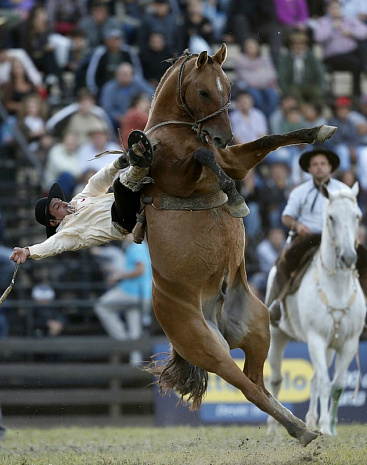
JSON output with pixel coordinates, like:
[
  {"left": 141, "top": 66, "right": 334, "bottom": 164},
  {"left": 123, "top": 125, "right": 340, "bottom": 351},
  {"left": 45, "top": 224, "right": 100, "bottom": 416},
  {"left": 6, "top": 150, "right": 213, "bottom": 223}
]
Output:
[{"left": 150, "top": 50, "right": 199, "bottom": 109}]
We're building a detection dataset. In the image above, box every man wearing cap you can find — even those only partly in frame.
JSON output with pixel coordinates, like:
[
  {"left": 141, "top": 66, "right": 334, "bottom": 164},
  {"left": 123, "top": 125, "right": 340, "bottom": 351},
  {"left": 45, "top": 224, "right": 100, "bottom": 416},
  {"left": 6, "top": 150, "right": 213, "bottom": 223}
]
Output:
[
  {"left": 9, "top": 131, "right": 154, "bottom": 265},
  {"left": 267, "top": 145, "right": 367, "bottom": 325}
]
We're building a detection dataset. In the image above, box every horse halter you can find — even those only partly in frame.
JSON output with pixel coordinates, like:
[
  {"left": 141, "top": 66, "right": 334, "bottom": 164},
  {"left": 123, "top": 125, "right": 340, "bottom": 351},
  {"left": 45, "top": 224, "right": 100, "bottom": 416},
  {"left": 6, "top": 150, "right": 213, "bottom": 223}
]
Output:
[
  {"left": 320, "top": 193, "right": 358, "bottom": 275},
  {"left": 177, "top": 52, "right": 231, "bottom": 134},
  {"left": 146, "top": 52, "right": 231, "bottom": 137}
]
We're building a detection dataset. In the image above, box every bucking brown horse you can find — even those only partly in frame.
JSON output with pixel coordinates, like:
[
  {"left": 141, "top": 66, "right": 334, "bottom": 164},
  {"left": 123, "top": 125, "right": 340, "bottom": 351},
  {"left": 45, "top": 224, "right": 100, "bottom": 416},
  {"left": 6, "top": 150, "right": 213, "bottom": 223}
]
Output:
[{"left": 140, "top": 44, "right": 337, "bottom": 446}]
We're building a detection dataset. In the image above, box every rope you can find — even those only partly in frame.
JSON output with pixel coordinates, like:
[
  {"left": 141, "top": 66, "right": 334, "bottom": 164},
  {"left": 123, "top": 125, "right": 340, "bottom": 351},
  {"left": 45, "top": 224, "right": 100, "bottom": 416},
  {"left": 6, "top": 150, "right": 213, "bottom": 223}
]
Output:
[{"left": 0, "top": 264, "right": 19, "bottom": 307}]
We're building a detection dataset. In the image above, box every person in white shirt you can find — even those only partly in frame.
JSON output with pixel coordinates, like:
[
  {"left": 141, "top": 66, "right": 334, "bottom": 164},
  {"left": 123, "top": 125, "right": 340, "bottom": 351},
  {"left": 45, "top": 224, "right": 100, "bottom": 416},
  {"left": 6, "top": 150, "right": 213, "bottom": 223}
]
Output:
[{"left": 267, "top": 146, "right": 367, "bottom": 324}]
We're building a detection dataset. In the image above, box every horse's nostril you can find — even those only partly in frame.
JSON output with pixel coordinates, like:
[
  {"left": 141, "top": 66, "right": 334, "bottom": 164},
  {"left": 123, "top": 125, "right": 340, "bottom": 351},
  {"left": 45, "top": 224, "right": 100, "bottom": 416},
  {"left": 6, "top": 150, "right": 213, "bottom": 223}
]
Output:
[{"left": 214, "top": 137, "right": 225, "bottom": 148}]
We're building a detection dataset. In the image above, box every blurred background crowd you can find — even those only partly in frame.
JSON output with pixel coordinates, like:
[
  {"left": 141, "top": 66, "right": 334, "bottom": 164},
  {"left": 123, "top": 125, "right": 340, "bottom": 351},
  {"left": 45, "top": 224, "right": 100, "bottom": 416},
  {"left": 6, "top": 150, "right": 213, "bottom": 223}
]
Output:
[{"left": 1, "top": 0, "right": 367, "bottom": 341}]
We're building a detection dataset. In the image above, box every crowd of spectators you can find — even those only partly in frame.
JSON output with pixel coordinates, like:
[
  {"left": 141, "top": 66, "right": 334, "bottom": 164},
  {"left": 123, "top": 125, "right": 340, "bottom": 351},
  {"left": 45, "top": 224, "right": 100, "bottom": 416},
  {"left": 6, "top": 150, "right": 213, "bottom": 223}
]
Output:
[{"left": 1, "top": 0, "right": 367, "bottom": 332}]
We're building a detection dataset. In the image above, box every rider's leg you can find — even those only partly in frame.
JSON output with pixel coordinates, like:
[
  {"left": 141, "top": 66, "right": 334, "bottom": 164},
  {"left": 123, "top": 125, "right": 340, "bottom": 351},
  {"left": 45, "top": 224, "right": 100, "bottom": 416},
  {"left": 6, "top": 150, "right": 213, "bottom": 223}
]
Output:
[
  {"left": 356, "top": 243, "right": 367, "bottom": 296},
  {"left": 267, "top": 234, "right": 322, "bottom": 325}
]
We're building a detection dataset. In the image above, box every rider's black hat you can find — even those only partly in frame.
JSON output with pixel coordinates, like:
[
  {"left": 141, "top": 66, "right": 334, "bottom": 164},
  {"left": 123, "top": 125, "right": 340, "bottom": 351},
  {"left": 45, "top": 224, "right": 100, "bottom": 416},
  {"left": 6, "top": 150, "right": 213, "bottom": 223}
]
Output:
[
  {"left": 34, "top": 183, "right": 66, "bottom": 238},
  {"left": 299, "top": 146, "right": 340, "bottom": 173}
]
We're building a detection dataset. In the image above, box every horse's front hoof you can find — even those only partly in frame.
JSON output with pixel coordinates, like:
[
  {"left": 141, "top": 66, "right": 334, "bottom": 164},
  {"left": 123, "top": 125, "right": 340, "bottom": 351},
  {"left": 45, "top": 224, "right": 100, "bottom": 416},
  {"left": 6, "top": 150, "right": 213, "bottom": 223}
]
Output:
[
  {"left": 316, "top": 125, "right": 338, "bottom": 143},
  {"left": 227, "top": 200, "right": 250, "bottom": 218}
]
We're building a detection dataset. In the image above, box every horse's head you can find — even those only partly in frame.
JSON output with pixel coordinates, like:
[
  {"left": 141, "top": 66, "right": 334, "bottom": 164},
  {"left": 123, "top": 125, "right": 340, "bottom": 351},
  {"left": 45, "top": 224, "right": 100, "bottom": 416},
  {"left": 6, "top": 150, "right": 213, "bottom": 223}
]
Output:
[
  {"left": 321, "top": 182, "right": 362, "bottom": 268},
  {"left": 181, "top": 44, "right": 233, "bottom": 149}
]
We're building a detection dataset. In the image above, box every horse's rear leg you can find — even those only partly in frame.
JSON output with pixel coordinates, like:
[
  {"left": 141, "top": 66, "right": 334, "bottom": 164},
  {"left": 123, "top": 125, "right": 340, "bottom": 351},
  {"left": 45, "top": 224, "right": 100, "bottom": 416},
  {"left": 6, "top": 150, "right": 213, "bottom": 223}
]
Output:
[
  {"left": 154, "top": 287, "right": 317, "bottom": 446},
  {"left": 193, "top": 148, "right": 250, "bottom": 218}
]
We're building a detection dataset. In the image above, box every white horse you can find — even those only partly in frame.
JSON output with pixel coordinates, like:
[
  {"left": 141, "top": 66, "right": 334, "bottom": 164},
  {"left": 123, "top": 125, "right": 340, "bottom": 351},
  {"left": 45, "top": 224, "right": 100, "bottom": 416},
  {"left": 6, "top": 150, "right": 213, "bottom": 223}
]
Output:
[{"left": 266, "top": 182, "right": 366, "bottom": 436}]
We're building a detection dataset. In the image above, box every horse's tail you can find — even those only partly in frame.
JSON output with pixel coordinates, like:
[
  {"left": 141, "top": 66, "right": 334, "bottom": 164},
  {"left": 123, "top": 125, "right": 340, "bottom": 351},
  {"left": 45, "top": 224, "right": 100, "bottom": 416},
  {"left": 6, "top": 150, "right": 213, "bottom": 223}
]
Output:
[{"left": 144, "top": 346, "right": 208, "bottom": 411}]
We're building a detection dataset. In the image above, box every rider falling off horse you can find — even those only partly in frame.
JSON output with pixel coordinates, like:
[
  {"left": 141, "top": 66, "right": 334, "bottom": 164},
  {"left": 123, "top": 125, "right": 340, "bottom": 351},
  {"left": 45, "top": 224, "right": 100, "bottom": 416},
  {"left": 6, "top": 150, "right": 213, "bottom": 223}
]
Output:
[
  {"left": 266, "top": 146, "right": 367, "bottom": 326},
  {"left": 9, "top": 131, "right": 155, "bottom": 265}
]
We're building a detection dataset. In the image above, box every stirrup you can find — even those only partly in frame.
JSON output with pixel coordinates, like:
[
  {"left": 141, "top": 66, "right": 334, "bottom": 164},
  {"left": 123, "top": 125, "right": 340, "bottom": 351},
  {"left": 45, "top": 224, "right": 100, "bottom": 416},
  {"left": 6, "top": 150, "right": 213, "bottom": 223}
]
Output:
[{"left": 127, "top": 130, "right": 155, "bottom": 168}]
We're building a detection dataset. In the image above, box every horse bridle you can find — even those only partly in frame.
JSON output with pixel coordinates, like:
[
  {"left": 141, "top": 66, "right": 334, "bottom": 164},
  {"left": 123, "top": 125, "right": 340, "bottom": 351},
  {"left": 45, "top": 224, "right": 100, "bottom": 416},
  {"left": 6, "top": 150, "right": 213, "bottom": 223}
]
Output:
[
  {"left": 319, "top": 193, "right": 358, "bottom": 275},
  {"left": 146, "top": 52, "right": 231, "bottom": 137}
]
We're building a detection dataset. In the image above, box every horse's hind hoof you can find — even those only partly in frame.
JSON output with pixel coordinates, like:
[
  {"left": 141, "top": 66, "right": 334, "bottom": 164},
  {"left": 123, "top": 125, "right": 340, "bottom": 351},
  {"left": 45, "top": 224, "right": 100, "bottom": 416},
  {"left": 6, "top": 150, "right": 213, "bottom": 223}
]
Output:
[
  {"left": 315, "top": 125, "right": 338, "bottom": 143},
  {"left": 298, "top": 428, "right": 319, "bottom": 447}
]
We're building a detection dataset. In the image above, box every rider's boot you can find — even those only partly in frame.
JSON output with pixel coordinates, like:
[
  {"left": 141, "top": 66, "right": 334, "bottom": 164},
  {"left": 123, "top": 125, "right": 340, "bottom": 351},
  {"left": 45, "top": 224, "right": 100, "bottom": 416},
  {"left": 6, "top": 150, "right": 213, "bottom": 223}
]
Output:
[{"left": 119, "top": 130, "right": 157, "bottom": 192}]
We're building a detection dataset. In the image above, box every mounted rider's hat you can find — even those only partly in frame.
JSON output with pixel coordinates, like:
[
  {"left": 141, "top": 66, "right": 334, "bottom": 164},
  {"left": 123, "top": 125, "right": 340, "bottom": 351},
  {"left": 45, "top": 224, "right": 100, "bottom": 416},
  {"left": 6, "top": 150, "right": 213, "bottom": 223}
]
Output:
[
  {"left": 299, "top": 146, "right": 340, "bottom": 173},
  {"left": 34, "top": 183, "right": 66, "bottom": 238}
]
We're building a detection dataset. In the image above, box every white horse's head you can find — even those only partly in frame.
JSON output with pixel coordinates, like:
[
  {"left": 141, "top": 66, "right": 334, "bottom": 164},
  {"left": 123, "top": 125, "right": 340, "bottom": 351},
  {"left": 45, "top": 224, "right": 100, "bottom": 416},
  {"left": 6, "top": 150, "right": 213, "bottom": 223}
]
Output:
[{"left": 321, "top": 182, "right": 362, "bottom": 268}]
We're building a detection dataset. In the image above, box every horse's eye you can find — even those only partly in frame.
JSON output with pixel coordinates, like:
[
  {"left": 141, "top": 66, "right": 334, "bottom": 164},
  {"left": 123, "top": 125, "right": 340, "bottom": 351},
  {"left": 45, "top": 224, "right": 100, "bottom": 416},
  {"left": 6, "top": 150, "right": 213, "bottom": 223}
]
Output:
[
  {"left": 328, "top": 215, "right": 334, "bottom": 222},
  {"left": 199, "top": 90, "right": 210, "bottom": 98}
]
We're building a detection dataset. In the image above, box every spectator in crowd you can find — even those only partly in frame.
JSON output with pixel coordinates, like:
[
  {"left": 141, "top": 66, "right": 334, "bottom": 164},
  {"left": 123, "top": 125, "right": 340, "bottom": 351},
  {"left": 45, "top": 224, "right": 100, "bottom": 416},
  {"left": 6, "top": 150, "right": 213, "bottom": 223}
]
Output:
[
  {"left": 223, "top": 0, "right": 281, "bottom": 64},
  {"left": 120, "top": 93, "right": 150, "bottom": 147},
  {"left": 269, "top": 93, "right": 300, "bottom": 134},
  {"left": 100, "top": 62, "right": 154, "bottom": 130},
  {"left": 230, "top": 90, "right": 268, "bottom": 144},
  {"left": 77, "top": 0, "right": 122, "bottom": 53},
  {"left": 273, "top": 0, "right": 310, "bottom": 45},
  {"left": 139, "top": 31, "right": 172, "bottom": 87},
  {"left": 234, "top": 37, "right": 279, "bottom": 119},
  {"left": 77, "top": 126, "right": 121, "bottom": 173},
  {"left": 201, "top": 0, "right": 227, "bottom": 42},
  {"left": 259, "top": 162, "right": 293, "bottom": 232},
  {"left": 277, "top": 30, "right": 326, "bottom": 104},
  {"left": 72, "top": 167, "right": 98, "bottom": 197},
  {"left": 86, "top": 28, "right": 143, "bottom": 99},
  {"left": 64, "top": 27, "right": 90, "bottom": 95},
  {"left": 94, "top": 234, "right": 152, "bottom": 365},
  {"left": 182, "top": 0, "right": 214, "bottom": 53},
  {"left": 16, "top": 93, "right": 48, "bottom": 152},
  {"left": 42, "top": 131, "right": 80, "bottom": 198},
  {"left": 348, "top": 94, "right": 367, "bottom": 145},
  {"left": 300, "top": 101, "right": 328, "bottom": 128},
  {"left": 339, "top": 0, "right": 367, "bottom": 22},
  {"left": 113, "top": 0, "right": 144, "bottom": 45},
  {"left": 0, "top": 47, "right": 43, "bottom": 88},
  {"left": 46, "top": 87, "right": 113, "bottom": 146},
  {"left": 311, "top": 0, "right": 367, "bottom": 97},
  {"left": 18, "top": 4, "right": 63, "bottom": 89},
  {"left": 30, "top": 284, "right": 66, "bottom": 338},
  {"left": 138, "top": 0, "right": 183, "bottom": 55},
  {"left": 249, "top": 227, "right": 286, "bottom": 300},
  {"left": 236, "top": 168, "right": 264, "bottom": 240},
  {"left": 306, "top": 0, "right": 326, "bottom": 19},
  {"left": 0, "top": 209, "right": 12, "bottom": 340},
  {"left": 46, "top": 0, "right": 87, "bottom": 36},
  {"left": 326, "top": 96, "right": 360, "bottom": 172},
  {"left": 280, "top": 105, "right": 305, "bottom": 134},
  {"left": 0, "top": 57, "right": 38, "bottom": 116}
]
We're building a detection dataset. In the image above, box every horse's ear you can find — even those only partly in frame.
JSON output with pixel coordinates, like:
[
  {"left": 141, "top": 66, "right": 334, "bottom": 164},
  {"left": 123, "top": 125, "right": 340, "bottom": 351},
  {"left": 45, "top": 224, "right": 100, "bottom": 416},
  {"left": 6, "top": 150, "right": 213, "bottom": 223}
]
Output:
[
  {"left": 320, "top": 183, "right": 329, "bottom": 199},
  {"left": 351, "top": 181, "right": 359, "bottom": 196},
  {"left": 196, "top": 51, "right": 208, "bottom": 69},
  {"left": 213, "top": 43, "right": 227, "bottom": 66}
]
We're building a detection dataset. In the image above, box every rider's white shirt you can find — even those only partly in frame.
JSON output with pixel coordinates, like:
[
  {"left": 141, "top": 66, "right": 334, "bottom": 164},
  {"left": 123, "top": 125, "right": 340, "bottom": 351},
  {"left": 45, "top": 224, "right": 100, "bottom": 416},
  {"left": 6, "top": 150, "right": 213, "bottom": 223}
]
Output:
[{"left": 282, "top": 178, "right": 347, "bottom": 234}]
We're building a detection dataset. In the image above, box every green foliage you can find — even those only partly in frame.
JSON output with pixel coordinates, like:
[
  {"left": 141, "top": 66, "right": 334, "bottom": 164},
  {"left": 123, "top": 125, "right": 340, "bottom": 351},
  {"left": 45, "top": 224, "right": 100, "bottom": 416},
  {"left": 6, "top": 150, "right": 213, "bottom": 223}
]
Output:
[{"left": 0, "top": 425, "right": 366, "bottom": 464}]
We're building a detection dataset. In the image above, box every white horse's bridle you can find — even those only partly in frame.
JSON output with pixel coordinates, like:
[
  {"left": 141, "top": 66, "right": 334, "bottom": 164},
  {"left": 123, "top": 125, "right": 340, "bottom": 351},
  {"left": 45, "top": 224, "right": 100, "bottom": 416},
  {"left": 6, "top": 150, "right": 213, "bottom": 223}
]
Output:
[
  {"left": 314, "top": 192, "right": 360, "bottom": 346},
  {"left": 319, "top": 192, "right": 359, "bottom": 275}
]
